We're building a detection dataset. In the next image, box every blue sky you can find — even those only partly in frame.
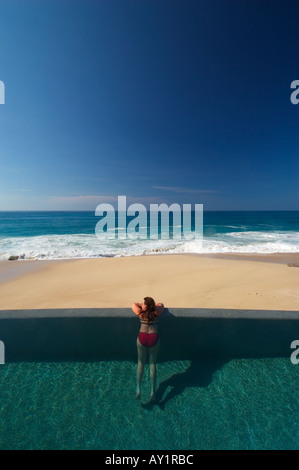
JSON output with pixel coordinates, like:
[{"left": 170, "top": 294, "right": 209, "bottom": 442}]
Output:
[{"left": 0, "top": 0, "right": 298, "bottom": 210}]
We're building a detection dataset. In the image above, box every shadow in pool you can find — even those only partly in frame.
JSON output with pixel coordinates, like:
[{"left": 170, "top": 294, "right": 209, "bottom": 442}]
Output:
[{"left": 141, "top": 356, "right": 228, "bottom": 410}]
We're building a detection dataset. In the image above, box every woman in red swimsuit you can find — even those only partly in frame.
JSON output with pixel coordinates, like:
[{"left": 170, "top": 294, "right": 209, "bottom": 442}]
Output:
[{"left": 131, "top": 297, "right": 164, "bottom": 401}]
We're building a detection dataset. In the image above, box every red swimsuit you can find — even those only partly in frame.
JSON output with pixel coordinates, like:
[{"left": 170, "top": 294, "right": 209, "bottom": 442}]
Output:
[{"left": 138, "top": 332, "right": 160, "bottom": 348}]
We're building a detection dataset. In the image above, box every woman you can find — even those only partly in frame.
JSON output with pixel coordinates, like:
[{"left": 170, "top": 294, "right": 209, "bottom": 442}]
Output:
[{"left": 131, "top": 297, "right": 164, "bottom": 401}]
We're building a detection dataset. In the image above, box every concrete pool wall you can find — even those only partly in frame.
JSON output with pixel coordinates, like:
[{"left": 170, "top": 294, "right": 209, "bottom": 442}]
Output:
[{"left": 0, "top": 308, "right": 298, "bottom": 362}]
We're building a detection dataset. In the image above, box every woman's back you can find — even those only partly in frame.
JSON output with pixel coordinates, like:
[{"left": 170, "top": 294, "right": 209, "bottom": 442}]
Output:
[
  {"left": 139, "top": 312, "right": 159, "bottom": 334},
  {"left": 132, "top": 300, "right": 164, "bottom": 334}
]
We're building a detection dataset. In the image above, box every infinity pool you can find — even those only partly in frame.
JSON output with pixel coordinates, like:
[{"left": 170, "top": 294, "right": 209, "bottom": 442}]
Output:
[{"left": 0, "top": 357, "right": 298, "bottom": 450}]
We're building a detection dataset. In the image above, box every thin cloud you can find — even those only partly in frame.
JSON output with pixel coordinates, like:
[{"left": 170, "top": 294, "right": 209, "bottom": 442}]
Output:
[
  {"left": 152, "top": 186, "right": 220, "bottom": 194},
  {"left": 49, "top": 195, "right": 118, "bottom": 204},
  {"left": 12, "top": 189, "right": 33, "bottom": 192},
  {"left": 48, "top": 194, "right": 166, "bottom": 209}
]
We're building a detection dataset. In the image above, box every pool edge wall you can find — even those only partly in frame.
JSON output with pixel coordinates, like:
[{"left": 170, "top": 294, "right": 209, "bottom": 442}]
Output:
[{"left": 0, "top": 308, "right": 298, "bottom": 362}]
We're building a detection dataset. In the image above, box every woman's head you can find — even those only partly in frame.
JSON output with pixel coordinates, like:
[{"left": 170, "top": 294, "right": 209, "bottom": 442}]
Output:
[
  {"left": 142, "top": 297, "right": 156, "bottom": 311},
  {"left": 141, "top": 297, "right": 156, "bottom": 323}
]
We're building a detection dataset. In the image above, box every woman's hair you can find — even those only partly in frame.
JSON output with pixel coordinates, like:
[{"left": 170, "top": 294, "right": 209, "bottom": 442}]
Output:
[{"left": 141, "top": 297, "right": 156, "bottom": 324}]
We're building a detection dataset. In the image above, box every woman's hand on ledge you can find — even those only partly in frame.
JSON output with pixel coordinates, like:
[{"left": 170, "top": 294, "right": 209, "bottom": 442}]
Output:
[
  {"left": 131, "top": 301, "right": 164, "bottom": 316},
  {"left": 155, "top": 302, "right": 164, "bottom": 315},
  {"left": 131, "top": 302, "right": 142, "bottom": 316}
]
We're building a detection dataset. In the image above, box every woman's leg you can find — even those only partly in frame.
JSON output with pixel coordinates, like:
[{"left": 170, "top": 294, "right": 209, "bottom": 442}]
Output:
[
  {"left": 149, "top": 339, "right": 160, "bottom": 400},
  {"left": 136, "top": 337, "right": 147, "bottom": 399}
]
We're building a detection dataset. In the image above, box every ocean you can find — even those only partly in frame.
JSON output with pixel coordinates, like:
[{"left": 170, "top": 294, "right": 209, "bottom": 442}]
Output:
[{"left": 0, "top": 211, "right": 298, "bottom": 261}]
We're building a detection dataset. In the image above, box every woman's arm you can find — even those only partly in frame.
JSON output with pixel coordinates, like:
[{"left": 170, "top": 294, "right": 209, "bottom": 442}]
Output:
[
  {"left": 155, "top": 302, "right": 164, "bottom": 316},
  {"left": 131, "top": 302, "right": 142, "bottom": 316}
]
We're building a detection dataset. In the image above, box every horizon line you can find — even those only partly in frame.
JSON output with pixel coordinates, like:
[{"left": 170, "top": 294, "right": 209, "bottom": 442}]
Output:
[{"left": 0, "top": 209, "right": 298, "bottom": 213}]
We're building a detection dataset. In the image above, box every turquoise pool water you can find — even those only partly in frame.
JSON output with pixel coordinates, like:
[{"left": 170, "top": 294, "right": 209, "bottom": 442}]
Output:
[{"left": 0, "top": 357, "right": 298, "bottom": 450}]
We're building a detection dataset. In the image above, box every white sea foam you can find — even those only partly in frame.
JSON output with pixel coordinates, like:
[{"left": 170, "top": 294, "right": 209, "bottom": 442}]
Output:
[
  {"left": 0, "top": 230, "right": 298, "bottom": 261},
  {"left": 182, "top": 231, "right": 299, "bottom": 254}
]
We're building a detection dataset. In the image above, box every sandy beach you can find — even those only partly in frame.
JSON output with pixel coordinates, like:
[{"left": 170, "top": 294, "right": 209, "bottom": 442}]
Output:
[{"left": 0, "top": 253, "right": 298, "bottom": 311}]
